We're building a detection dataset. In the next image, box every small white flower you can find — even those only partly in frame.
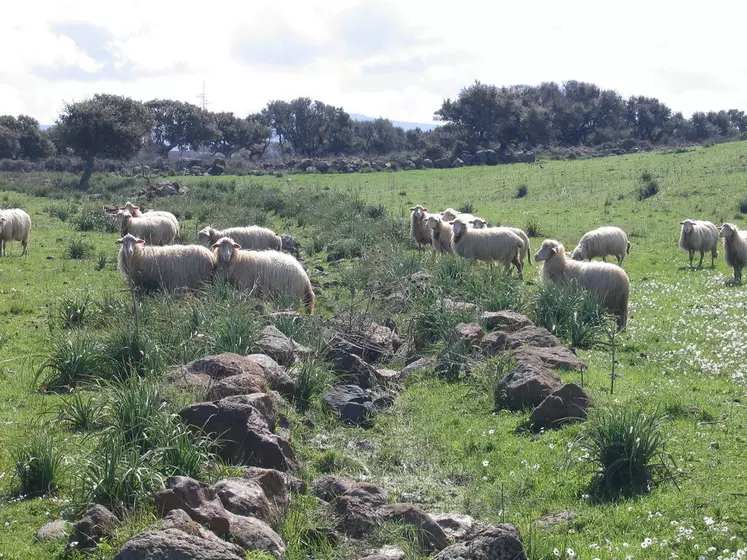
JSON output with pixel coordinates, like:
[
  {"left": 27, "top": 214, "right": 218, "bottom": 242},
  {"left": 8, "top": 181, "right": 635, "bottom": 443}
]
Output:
[
  {"left": 553, "top": 548, "right": 560, "bottom": 557},
  {"left": 642, "top": 537, "right": 653, "bottom": 548},
  {"left": 566, "top": 548, "right": 576, "bottom": 559},
  {"left": 482, "top": 460, "right": 489, "bottom": 467},
  {"left": 704, "top": 516, "right": 715, "bottom": 526},
  {"left": 488, "top": 429, "right": 495, "bottom": 435}
]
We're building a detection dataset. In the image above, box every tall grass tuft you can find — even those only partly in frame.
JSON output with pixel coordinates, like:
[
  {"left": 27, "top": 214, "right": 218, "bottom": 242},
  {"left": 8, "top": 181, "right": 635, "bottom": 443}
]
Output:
[
  {"left": 108, "top": 376, "right": 168, "bottom": 451},
  {"left": 212, "top": 304, "right": 261, "bottom": 355},
  {"left": 739, "top": 198, "right": 747, "bottom": 214},
  {"left": 64, "top": 238, "right": 91, "bottom": 260},
  {"left": 637, "top": 171, "right": 660, "bottom": 200},
  {"left": 59, "top": 392, "right": 104, "bottom": 432},
  {"left": 532, "top": 282, "right": 607, "bottom": 348},
  {"left": 54, "top": 293, "right": 91, "bottom": 329},
  {"left": 153, "top": 421, "right": 216, "bottom": 480},
  {"left": 36, "top": 335, "right": 102, "bottom": 391},
  {"left": 515, "top": 184, "right": 528, "bottom": 199},
  {"left": 293, "top": 359, "right": 333, "bottom": 412},
  {"left": 585, "top": 407, "right": 673, "bottom": 495},
  {"left": 103, "top": 324, "right": 163, "bottom": 380},
  {"left": 10, "top": 435, "right": 65, "bottom": 496},
  {"left": 525, "top": 219, "right": 542, "bottom": 238},
  {"left": 73, "top": 209, "right": 119, "bottom": 233}
]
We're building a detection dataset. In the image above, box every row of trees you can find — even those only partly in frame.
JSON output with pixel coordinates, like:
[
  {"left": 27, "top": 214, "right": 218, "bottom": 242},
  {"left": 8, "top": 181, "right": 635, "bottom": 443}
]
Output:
[{"left": 2, "top": 82, "right": 746, "bottom": 188}]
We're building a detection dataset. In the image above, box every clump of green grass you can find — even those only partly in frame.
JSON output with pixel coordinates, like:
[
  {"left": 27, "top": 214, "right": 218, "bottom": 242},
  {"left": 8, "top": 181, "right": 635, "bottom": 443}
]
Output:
[
  {"left": 95, "top": 252, "right": 108, "bottom": 271},
  {"left": 102, "top": 325, "right": 163, "bottom": 380},
  {"left": 10, "top": 435, "right": 65, "bottom": 496},
  {"left": 458, "top": 202, "right": 475, "bottom": 214},
  {"left": 108, "top": 376, "right": 168, "bottom": 451},
  {"left": 738, "top": 198, "right": 747, "bottom": 214},
  {"left": 293, "top": 359, "right": 333, "bottom": 412},
  {"left": 152, "top": 421, "right": 216, "bottom": 480},
  {"left": 73, "top": 209, "right": 119, "bottom": 233},
  {"left": 585, "top": 407, "right": 673, "bottom": 495},
  {"left": 64, "top": 238, "right": 92, "bottom": 260},
  {"left": 212, "top": 304, "right": 261, "bottom": 355},
  {"left": 515, "top": 184, "right": 528, "bottom": 198},
  {"left": 532, "top": 281, "right": 607, "bottom": 348},
  {"left": 36, "top": 335, "right": 102, "bottom": 391},
  {"left": 637, "top": 171, "right": 660, "bottom": 200},
  {"left": 59, "top": 392, "right": 104, "bottom": 431},
  {"left": 525, "top": 219, "right": 542, "bottom": 238},
  {"left": 54, "top": 293, "right": 91, "bottom": 329},
  {"left": 45, "top": 203, "right": 75, "bottom": 222}
]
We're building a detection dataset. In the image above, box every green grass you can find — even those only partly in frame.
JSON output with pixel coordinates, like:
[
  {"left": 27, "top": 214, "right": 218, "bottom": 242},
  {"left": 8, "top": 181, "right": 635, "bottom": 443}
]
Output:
[{"left": 1, "top": 141, "right": 747, "bottom": 558}]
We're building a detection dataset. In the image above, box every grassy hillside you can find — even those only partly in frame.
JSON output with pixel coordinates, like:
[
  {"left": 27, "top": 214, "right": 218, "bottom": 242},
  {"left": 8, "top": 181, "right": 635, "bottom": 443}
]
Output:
[{"left": 0, "top": 141, "right": 746, "bottom": 559}]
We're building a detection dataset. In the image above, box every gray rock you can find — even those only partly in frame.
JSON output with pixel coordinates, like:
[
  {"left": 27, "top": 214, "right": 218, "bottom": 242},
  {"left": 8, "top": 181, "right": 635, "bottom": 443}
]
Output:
[
  {"left": 452, "top": 157, "right": 465, "bottom": 168},
  {"left": 207, "top": 373, "right": 267, "bottom": 400},
  {"left": 378, "top": 503, "right": 450, "bottom": 552},
  {"left": 529, "top": 383, "right": 590, "bottom": 431},
  {"left": 432, "top": 513, "right": 477, "bottom": 541},
  {"left": 35, "top": 519, "right": 69, "bottom": 542},
  {"left": 481, "top": 311, "right": 534, "bottom": 332},
  {"left": 398, "top": 357, "right": 434, "bottom": 380},
  {"left": 214, "top": 478, "right": 272, "bottom": 522},
  {"left": 422, "top": 158, "right": 434, "bottom": 169},
  {"left": 495, "top": 362, "right": 562, "bottom": 410},
  {"left": 113, "top": 528, "right": 245, "bottom": 560},
  {"left": 72, "top": 505, "right": 121, "bottom": 548},
  {"left": 432, "top": 524, "right": 527, "bottom": 560},
  {"left": 482, "top": 325, "right": 562, "bottom": 355},
  {"left": 244, "top": 354, "right": 295, "bottom": 397},
  {"left": 341, "top": 400, "right": 376, "bottom": 426},
  {"left": 322, "top": 385, "right": 372, "bottom": 412},
  {"left": 442, "top": 298, "right": 477, "bottom": 312},
  {"left": 510, "top": 346, "right": 586, "bottom": 372},
  {"left": 154, "top": 476, "right": 232, "bottom": 537},
  {"left": 281, "top": 234, "right": 301, "bottom": 256},
  {"left": 334, "top": 496, "right": 381, "bottom": 538},
  {"left": 455, "top": 323, "right": 484, "bottom": 346},
  {"left": 344, "top": 482, "right": 388, "bottom": 507},
  {"left": 311, "top": 476, "right": 354, "bottom": 502},
  {"left": 227, "top": 513, "right": 285, "bottom": 558},
  {"left": 361, "top": 545, "right": 406, "bottom": 560},
  {"left": 240, "top": 467, "right": 294, "bottom": 518},
  {"left": 257, "top": 326, "right": 295, "bottom": 366}
]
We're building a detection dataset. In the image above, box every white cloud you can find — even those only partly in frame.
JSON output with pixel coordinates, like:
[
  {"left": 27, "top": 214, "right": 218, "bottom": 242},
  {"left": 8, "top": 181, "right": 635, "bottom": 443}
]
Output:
[{"left": 1, "top": 0, "right": 747, "bottom": 124}]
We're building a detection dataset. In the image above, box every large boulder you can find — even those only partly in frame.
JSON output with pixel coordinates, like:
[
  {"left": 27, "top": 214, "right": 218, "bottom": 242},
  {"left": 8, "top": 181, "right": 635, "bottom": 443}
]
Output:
[
  {"left": 214, "top": 478, "right": 272, "bottom": 522},
  {"left": 481, "top": 311, "right": 534, "bottom": 332},
  {"left": 207, "top": 373, "right": 266, "bottom": 400},
  {"left": 113, "top": 528, "right": 245, "bottom": 560},
  {"left": 245, "top": 354, "right": 295, "bottom": 397},
  {"left": 72, "top": 505, "right": 121, "bottom": 548},
  {"left": 495, "top": 362, "right": 562, "bottom": 410},
  {"left": 434, "top": 158, "right": 451, "bottom": 169},
  {"left": 324, "top": 344, "right": 378, "bottom": 388},
  {"left": 257, "top": 326, "right": 296, "bottom": 366},
  {"left": 311, "top": 475, "right": 355, "bottom": 502},
  {"left": 378, "top": 504, "right": 450, "bottom": 552},
  {"left": 322, "top": 385, "right": 376, "bottom": 426},
  {"left": 432, "top": 524, "right": 527, "bottom": 560},
  {"left": 510, "top": 346, "right": 586, "bottom": 372},
  {"left": 529, "top": 383, "right": 590, "bottom": 431},
  {"left": 334, "top": 496, "right": 381, "bottom": 538},
  {"left": 154, "top": 476, "right": 232, "bottom": 537},
  {"left": 240, "top": 467, "right": 294, "bottom": 519},
  {"left": 432, "top": 513, "right": 477, "bottom": 541},
  {"left": 482, "top": 325, "right": 562, "bottom": 354},
  {"left": 179, "top": 395, "right": 298, "bottom": 470},
  {"left": 226, "top": 514, "right": 285, "bottom": 558}
]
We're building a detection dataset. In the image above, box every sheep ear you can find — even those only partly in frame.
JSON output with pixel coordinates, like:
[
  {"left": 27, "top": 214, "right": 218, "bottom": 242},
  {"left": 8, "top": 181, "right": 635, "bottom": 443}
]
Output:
[
  {"left": 115, "top": 239, "right": 123, "bottom": 244},
  {"left": 679, "top": 221, "right": 685, "bottom": 225},
  {"left": 211, "top": 242, "right": 221, "bottom": 249},
  {"left": 232, "top": 243, "right": 241, "bottom": 249},
  {"left": 551, "top": 247, "right": 557, "bottom": 255},
  {"left": 135, "top": 239, "right": 145, "bottom": 244}
]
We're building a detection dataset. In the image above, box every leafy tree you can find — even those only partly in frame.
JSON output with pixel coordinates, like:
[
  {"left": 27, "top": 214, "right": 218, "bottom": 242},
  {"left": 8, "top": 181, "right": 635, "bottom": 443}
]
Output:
[
  {"left": 706, "top": 110, "right": 733, "bottom": 137},
  {"left": 0, "top": 124, "right": 20, "bottom": 159},
  {"left": 353, "top": 118, "right": 407, "bottom": 155},
  {"left": 146, "top": 99, "right": 218, "bottom": 156},
  {"left": 689, "top": 112, "right": 720, "bottom": 142},
  {"left": 727, "top": 109, "right": 747, "bottom": 133},
  {"left": 55, "top": 94, "right": 153, "bottom": 189},
  {"left": 0, "top": 115, "right": 54, "bottom": 159},
  {"left": 210, "top": 112, "right": 271, "bottom": 158},
  {"left": 626, "top": 96, "right": 673, "bottom": 143}
]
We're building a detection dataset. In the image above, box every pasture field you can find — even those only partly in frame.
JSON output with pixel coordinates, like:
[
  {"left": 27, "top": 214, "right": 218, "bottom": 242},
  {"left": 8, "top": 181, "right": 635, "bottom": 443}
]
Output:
[{"left": 0, "top": 141, "right": 746, "bottom": 559}]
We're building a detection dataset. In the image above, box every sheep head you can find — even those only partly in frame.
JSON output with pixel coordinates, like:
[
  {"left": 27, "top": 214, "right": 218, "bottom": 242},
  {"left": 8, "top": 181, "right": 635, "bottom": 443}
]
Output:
[
  {"left": 680, "top": 219, "right": 696, "bottom": 234},
  {"left": 719, "top": 223, "right": 738, "bottom": 238},
  {"left": 0, "top": 216, "right": 6, "bottom": 234},
  {"left": 196, "top": 226, "right": 216, "bottom": 246},
  {"left": 212, "top": 236, "right": 241, "bottom": 263},
  {"left": 441, "top": 208, "right": 458, "bottom": 221},
  {"left": 410, "top": 205, "right": 428, "bottom": 219},
  {"left": 534, "top": 239, "right": 563, "bottom": 262},
  {"left": 451, "top": 218, "right": 468, "bottom": 238},
  {"left": 470, "top": 218, "right": 487, "bottom": 229},
  {"left": 426, "top": 215, "right": 442, "bottom": 230},
  {"left": 116, "top": 233, "right": 145, "bottom": 259},
  {"left": 570, "top": 244, "right": 586, "bottom": 261}
]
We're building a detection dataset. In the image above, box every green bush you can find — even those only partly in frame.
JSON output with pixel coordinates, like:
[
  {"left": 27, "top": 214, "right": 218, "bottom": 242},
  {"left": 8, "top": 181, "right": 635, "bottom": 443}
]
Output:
[
  {"left": 532, "top": 281, "right": 607, "bottom": 348},
  {"left": 637, "top": 172, "right": 660, "bottom": 200},
  {"left": 36, "top": 335, "right": 103, "bottom": 391},
  {"left": 292, "top": 359, "right": 333, "bottom": 412},
  {"left": 59, "top": 392, "right": 104, "bottom": 432},
  {"left": 515, "top": 184, "right": 528, "bottom": 198},
  {"left": 64, "top": 238, "right": 93, "bottom": 260},
  {"left": 73, "top": 209, "right": 119, "bottom": 233},
  {"left": 54, "top": 293, "right": 91, "bottom": 329},
  {"left": 10, "top": 435, "right": 65, "bottom": 496}
]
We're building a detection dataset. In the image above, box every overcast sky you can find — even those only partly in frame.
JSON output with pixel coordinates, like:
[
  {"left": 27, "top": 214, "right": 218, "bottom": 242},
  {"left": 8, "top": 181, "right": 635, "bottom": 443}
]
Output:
[{"left": 2, "top": 0, "right": 746, "bottom": 125}]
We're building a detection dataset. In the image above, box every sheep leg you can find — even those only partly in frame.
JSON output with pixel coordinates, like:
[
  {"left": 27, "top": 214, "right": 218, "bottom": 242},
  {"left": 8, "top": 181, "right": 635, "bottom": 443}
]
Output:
[
  {"left": 513, "top": 256, "right": 524, "bottom": 279},
  {"left": 688, "top": 249, "right": 695, "bottom": 267},
  {"left": 617, "top": 254, "right": 624, "bottom": 266},
  {"left": 697, "top": 251, "right": 705, "bottom": 269},
  {"left": 735, "top": 266, "right": 743, "bottom": 285},
  {"left": 22, "top": 238, "right": 28, "bottom": 256},
  {"left": 0, "top": 240, "right": 4, "bottom": 257}
]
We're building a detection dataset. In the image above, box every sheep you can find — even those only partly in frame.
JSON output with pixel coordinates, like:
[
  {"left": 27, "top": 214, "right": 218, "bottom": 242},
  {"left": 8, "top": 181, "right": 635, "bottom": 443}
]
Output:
[
  {"left": 535, "top": 239, "right": 630, "bottom": 330},
  {"left": 196, "top": 225, "right": 282, "bottom": 251},
  {"left": 116, "top": 233, "right": 215, "bottom": 292},
  {"left": 410, "top": 205, "right": 433, "bottom": 249},
  {"left": 116, "top": 209, "right": 179, "bottom": 246},
  {"left": 212, "top": 237, "right": 315, "bottom": 314},
  {"left": 451, "top": 218, "right": 524, "bottom": 275},
  {"left": 122, "top": 201, "right": 178, "bottom": 224},
  {"left": 679, "top": 219, "right": 719, "bottom": 268},
  {"left": 571, "top": 226, "right": 630, "bottom": 266},
  {"left": 0, "top": 208, "right": 31, "bottom": 257},
  {"left": 719, "top": 223, "right": 747, "bottom": 284},
  {"left": 441, "top": 207, "right": 480, "bottom": 224},
  {"left": 471, "top": 218, "right": 532, "bottom": 265},
  {"left": 425, "top": 214, "right": 453, "bottom": 253}
]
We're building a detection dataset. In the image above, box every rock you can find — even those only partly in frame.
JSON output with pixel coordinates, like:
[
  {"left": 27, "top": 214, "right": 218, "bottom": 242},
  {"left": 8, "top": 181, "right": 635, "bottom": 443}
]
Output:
[
  {"left": 113, "top": 528, "right": 245, "bottom": 560},
  {"left": 207, "top": 373, "right": 267, "bottom": 400},
  {"left": 335, "top": 496, "right": 381, "bottom": 538},
  {"left": 375, "top": 369, "right": 399, "bottom": 385},
  {"left": 442, "top": 298, "right": 477, "bottom": 313},
  {"left": 474, "top": 150, "right": 488, "bottom": 165},
  {"left": 172, "top": 353, "right": 294, "bottom": 395},
  {"left": 35, "top": 519, "right": 69, "bottom": 542},
  {"left": 495, "top": 362, "right": 562, "bottom": 410},
  {"left": 535, "top": 511, "right": 576, "bottom": 529},
  {"left": 434, "top": 158, "right": 451, "bottom": 169},
  {"left": 326, "top": 349, "right": 378, "bottom": 388},
  {"left": 378, "top": 503, "right": 450, "bottom": 552},
  {"left": 422, "top": 158, "right": 434, "bottom": 169},
  {"left": 482, "top": 325, "right": 562, "bottom": 355},
  {"left": 455, "top": 323, "right": 484, "bottom": 346},
  {"left": 227, "top": 513, "right": 285, "bottom": 558},
  {"left": 361, "top": 545, "right": 407, "bottom": 560},
  {"left": 322, "top": 385, "right": 372, "bottom": 413},
  {"left": 373, "top": 394, "right": 396, "bottom": 410},
  {"left": 432, "top": 524, "right": 527, "bottom": 560},
  {"left": 452, "top": 157, "right": 465, "bottom": 168},
  {"left": 168, "top": 370, "right": 212, "bottom": 394},
  {"left": 510, "top": 346, "right": 587, "bottom": 372},
  {"left": 244, "top": 354, "right": 295, "bottom": 397},
  {"left": 162, "top": 509, "right": 202, "bottom": 535},
  {"left": 292, "top": 342, "right": 314, "bottom": 362},
  {"left": 344, "top": 482, "right": 388, "bottom": 507},
  {"left": 327, "top": 325, "right": 399, "bottom": 367},
  {"left": 341, "top": 400, "right": 376, "bottom": 426},
  {"left": 484, "top": 149, "right": 499, "bottom": 165},
  {"left": 240, "top": 467, "right": 294, "bottom": 517},
  {"left": 214, "top": 478, "right": 272, "bottom": 522},
  {"left": 398, "top": 357, "right": 434, "bottom": 380},
  {"left": 280, "top": 234, "right": 301, "bottom": 256},
  {"left": 179, "top": 396, "right": 298, "bottom": 470},
  {"left": 311, "top": 475, "right": 354, "bottom": 502},
  {"left": 154, "top": 476, "right": 232, "bottom": 537},
  {"left": 481, "top": 311, "right": 534, "bottom": 332},
  {"left": 72, "top": 505, "right": 121, "bottom": 548},
  {"left": 432, "top": 513, "right": 477, "bottom": 541},
  {"left": 257, "top": 326, "right": 295, "bottom": 366},
  {"left": 316, "top": 161, "right": 330, "bottom": 173},
  {"left": 529, "top": 383, "right": 590, "bottom": 431}
]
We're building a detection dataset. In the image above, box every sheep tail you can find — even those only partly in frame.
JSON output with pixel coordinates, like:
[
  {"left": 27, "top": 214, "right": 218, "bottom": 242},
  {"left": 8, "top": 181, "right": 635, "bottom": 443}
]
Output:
[
  {"left": 627, "top": 241, "right": 631, "bottom": 255},
  {"left": 304, "top": 282, "right": 316, "bottom": 314}
]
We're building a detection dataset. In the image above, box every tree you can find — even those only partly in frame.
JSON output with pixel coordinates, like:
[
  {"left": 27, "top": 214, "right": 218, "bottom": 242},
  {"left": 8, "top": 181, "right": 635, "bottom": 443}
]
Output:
[
  {"left": 353, "top": 118, "right": 407, "bottom": 155},
  {"left": 727, "top": 109, "right": 747, "bottom": 133},
  {"left": 0, "top": 124, "right": 20, "bottom": 159},
  {"left": 689, "top": 112, "right": 719, "bottom": 142},
  {"left": 0, "top": 115, "right": 55, "bottom": 159},
  {"left": 625, "top": 96, "right": 673, "bottom": 143},
  {"left": 146, "top": 99, "right": 218, "bottom": 156},
  {"left": 210, "top": 112, "right": 271, "bottom": 158},
  {"left": 56, "top": 94, "right": 153, "bottom": 189}
]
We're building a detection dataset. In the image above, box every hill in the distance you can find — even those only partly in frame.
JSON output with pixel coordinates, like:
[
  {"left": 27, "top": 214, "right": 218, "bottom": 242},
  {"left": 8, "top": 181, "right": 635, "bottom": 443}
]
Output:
[{"left": 350, "top": 113, "right": 439, "bottom": 131}]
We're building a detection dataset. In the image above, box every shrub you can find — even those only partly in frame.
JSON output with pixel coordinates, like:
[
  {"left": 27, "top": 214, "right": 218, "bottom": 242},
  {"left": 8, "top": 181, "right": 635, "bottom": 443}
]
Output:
[
  {"left": 457, "top": 202, "right": 475, "bottom": 214},
  {"left": 532, "top": 282, "right": 607, "bottom": 348},
  {"left": 45, "top": 203, "right": 75, "bottom": 222},
  {"left": 64, "top": 238, "right": 92, "bottom": 260},
  {"left": 103, "top": 325, "right": 163, "bottom": 380},
  {"left": 585, "top": 407, "right": 673, "bottom": 495},
  {"left": 73, "top": 209, "right": 119, "bottom": 233},
  {"left": 10, "top": 435, "right": 65, "bottom": 496},
  {"left": 293, "top": 359, "right": 333, "bottom": 412},
  {"left": 95, "top": 252, "right": 108, "bottom": 271},
  {"left": 637, "top": 172, "right": 660, "bottom": 200},
  {"left": 525, "top": 219, "right": 542, "bottom": 238},
  {"left": 739, "top": 198, "right": 747, "bottom": 214},
  {"left": 515, "top": 184, "right": 528, "bottom": 198},
  {"left": 36, "top": 335, "right": 102, "bottom": 391}
]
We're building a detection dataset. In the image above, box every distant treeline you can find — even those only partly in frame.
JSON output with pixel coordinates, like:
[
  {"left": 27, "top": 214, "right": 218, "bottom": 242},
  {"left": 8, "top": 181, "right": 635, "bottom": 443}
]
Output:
[{"left": 1, "top": 81, "right": 745, "bottom": 186}]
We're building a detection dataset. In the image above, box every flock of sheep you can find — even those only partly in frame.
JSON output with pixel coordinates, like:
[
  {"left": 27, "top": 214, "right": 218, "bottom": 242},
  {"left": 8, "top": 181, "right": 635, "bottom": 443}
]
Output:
[
  {"left": 410, "top": 206, "right": 747, "bottom": 329},
  {"left": 0, "top": 200, "right": 746, "bottom": 325}
]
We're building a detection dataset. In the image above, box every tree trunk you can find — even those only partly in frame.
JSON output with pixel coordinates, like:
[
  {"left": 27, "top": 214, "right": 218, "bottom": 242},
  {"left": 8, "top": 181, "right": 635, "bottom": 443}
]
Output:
[{"left": 78, "top": 156, "right": 95, "bottom": 190}]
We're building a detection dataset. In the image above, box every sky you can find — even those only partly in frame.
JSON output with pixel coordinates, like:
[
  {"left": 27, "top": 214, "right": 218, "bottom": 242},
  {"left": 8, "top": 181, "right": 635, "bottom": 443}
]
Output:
[{"left": 1, "top": 0, "right": 746, "bottom": 125}]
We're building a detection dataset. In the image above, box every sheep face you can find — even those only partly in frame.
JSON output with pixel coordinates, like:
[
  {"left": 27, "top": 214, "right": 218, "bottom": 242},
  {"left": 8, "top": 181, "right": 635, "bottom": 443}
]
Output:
[
  {"left": 123, "top": 202, "right": 142, "bottom": 216},
  {"left": 116, "top": 233, "right": 145, "bottom": 259},
  {"left": 570, "top": 245, "right": 586, "bottom": 261},
  {"left": 680, "top": 219, "right": 696, "bottom": 234},
  {"left": 410, "top": 205, "right": 427, "bottom": 219},
  {"left": 451, "top": 218, "right": 468, "bottom": 238},
  {"left": 426, "top": 215, "right": 441, "bottom": 230},
  {"left": 441, "top": 208, "right": 458, "bottom": 221},
  {"left": 470, "top": 218, "right": 487, "bottom": 229},
  {"left": 719, "top": 223, "right": 737, "bottom": 238},
  {"left": 196, "top": 227, "right": 215, "bottom": 246},
  {"left": 212, "top": 237, "right": 241, "bottom": 263},
  {"left": 534, "top": 240, "right": 561, "bottom": 262}
]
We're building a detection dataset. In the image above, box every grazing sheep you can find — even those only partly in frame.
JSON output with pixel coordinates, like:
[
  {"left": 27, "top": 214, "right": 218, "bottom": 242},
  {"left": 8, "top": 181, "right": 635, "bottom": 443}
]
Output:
[
  {"left": 116, "top": 209, "right": 179, "bottom": 246},
  {"left": 679, "top": 219, "right": 718, "bottom": 268},
  {"left": 535, "top": 239, "right": 630, "bottom": 330},
  {"left": 719, "top": 223, "right": 747, "bottom": 284},
  {"left": 472, "top": 218, "right": 532, "bottom": 265},
  {"left": 122, "top": 201, "right": 178, "bottom": 224},
  {"left": 410, "top": 205, "right": 433, "bottom": 249},
  {"left": 196, "top": 225, "right": 282, "bottom": 251},
  {"left": 0, "top": 208, "right": 31, "bottom": 257},
  {"left": 441, "top": 208, "right": 480, "bottom": 224},
  {"left": 451, "top": 218, "right": 524, "bottom": 275},
  {"left": 571, "top": 226, "right": 630, "bottom": 265},
  {"left": 426, "top": 214, "right": 454, "bottom": 253},
  {"left": 212, "top": 237, "right": 315, "bottom": 313},
  {"left": 116, "top": 233, "right": 215, "bottom": 292}
]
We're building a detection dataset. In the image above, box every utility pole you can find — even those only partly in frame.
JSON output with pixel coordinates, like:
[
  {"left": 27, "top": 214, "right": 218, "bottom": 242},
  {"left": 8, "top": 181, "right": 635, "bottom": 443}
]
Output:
[{"left": 197, "top": 81, "right": 208, "bottom": 111}]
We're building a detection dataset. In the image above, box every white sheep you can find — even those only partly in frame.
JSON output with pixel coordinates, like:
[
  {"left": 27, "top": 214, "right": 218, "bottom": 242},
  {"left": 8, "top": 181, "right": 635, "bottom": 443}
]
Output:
[
  {"left": 0, "top": 208, "right": 31, "bottom": 257},
  {"left": 571, "top": 226, "right": 630, "bottom": 266},
  {"left": 212, "top": 237, "right": 315, "bottom": 314},
  {"left": 426, "top": 215, "right": 453, "bottom": 253},
  {"left": 116, "top": 209, "right": 179, "bottom": 246},
  {"left": 441, "top": 207, "right": 480, "bottom": 224},
  {"left": 116, "top": 233, "right": 215, "bottom": 292},
  {"left": 451, "top": 218, "right": 524, "bottom": 275},
  {"left": 196, "top": 225, "right": 282, "bottom": 251},
  {"left": 719, "top": 223, "right": 747, "bottom": 285},
  {"left": 679, "top": 219, "right": 719, "bottom": 268},
  {"left": 471, "top": 218, "right": 532, "bottom": 265},
  {"left": 410, "top": 205, "right": 433, "bottom": 249},
  {"left": 535, "top": 239, "right": 630, "bottom": 330},
  {"left": 122, "top": 201, "right": 179, "bottom": 224}
]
